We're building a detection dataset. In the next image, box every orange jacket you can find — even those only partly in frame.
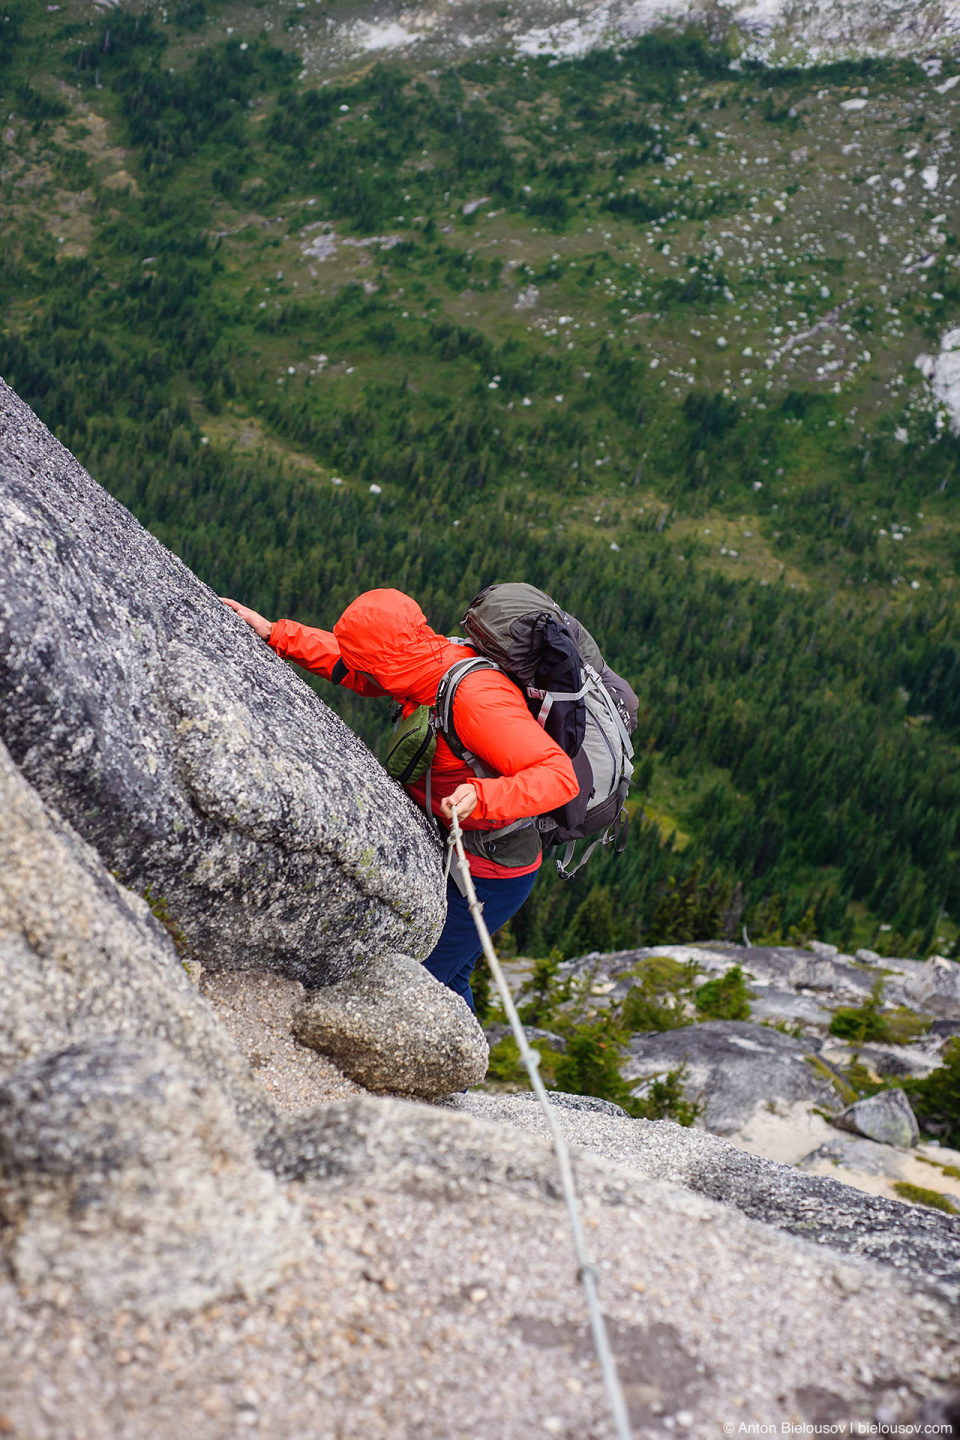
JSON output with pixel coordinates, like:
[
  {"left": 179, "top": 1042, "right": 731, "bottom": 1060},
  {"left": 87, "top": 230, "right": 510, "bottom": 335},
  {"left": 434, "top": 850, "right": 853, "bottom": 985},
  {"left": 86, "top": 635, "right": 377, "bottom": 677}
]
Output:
[{"left": 269, "top": 590, "right": 579, "bottom": 841}]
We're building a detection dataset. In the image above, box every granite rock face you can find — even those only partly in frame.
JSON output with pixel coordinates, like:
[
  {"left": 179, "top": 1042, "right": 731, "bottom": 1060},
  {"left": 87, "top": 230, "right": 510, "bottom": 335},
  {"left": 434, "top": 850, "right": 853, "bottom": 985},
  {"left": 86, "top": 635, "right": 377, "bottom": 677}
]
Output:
[
  {"left": 4, "top": 1091, "right": 959, "bottom": 1439},
  {"left": 293, "top": 952, "right": 489, "bottom": 1097},
  {"left": 0, "top": 761, "right": 957, "bottom": 1432},
  {"left": 0, "top": 376, "right": 445, "bottom": 984},
  {"left": 445, "top": 1092, "right": 960, "bottom": 1303},
  {"left": 0, "top": 1039, "right": 308, "bottom": 1317},
  {"left": 834, "top": 1089, "right": 921, "bottom": 1149},
  {"left": 0, "top": 737, "right": 274, "bottom": 1136},
  {"left": 622, "top": 1019, "right": 840, "bottom": 1134}
]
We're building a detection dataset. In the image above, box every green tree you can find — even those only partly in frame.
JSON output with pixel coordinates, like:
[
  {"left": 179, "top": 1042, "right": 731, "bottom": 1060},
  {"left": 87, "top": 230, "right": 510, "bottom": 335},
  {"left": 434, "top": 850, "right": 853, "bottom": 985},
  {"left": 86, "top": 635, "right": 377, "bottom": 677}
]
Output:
[
  {"left": 695, "top": 965, "right": 751, "bottom": 1021},
  {"left": 471, "top": 953, "right": 493, "bottom": 1025},
  {"left": 828, "top": 978, "right": 890, "bottom": 1045},
  {"left": 553, "top": 1013, "right": 632, "bottom": 1108},
  {"left": 563, "top": 885, "right": 616, "bottom": 958},
  {"left": 620, "top": 955, "right": 696, "bottom": 1032},
  {"left": 633, "top": 1063, "right": 703, "bottom": 1127},
  {"left": 519, "top": 947, "right": 564, "bottom": 1026}
]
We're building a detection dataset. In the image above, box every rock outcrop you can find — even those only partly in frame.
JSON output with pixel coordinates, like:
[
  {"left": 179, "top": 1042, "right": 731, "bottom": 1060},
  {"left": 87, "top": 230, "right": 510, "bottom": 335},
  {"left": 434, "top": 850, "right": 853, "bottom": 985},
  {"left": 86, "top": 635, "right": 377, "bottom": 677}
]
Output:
[
  {"left": 449, "top": 1091, "right": 960, "bottom": 1302},
  {"left": 623, "top": 1019, "right": 841, "bottom": 1134},
  {"left": 0, "top": 375, "right": 445, "bottom": 984},
  {"left": 4, "top": 1088, "right": 958, "bottom": 1437},
  {"left": 0, "top": 1039, "right": 308, "bottom": 1317},
  {"left": 293, "top": 952, "right": 490, "bottom": 1098},
  {"left": 904, "top": 956, "right": 960, "bottom": 1019}
]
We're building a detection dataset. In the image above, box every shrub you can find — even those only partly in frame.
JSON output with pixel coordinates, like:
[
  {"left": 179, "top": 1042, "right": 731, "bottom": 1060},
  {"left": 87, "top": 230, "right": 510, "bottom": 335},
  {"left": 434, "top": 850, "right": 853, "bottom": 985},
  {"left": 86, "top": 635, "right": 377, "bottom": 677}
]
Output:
[
  {"left": 620, "top": 954, "right": 697, "bottom": 1033},
  {"left": 518, "top": 948, "right": 565, "bottom": 1026},
  {"left": 828, "top": 978, "right": 890, "bottom": 1044},
  {"left": 695, "top": 965, "right": 751, "bottom": 1021},
  {"left": 904, "top": 1038, "right": 960, "bottom": 1148},
  {"left": 883, "top": 1008, "right": 932, "bottom": 1045},
  {"left": 632, "top": 1063, "right": 703, "bottom": 1126},
  {"left": 553, "top": 1014, "right": 633, "bottom": 1109},
  {"left": 484, "top": 1035, "right": 528, "bottom": 1087},
  {"left": 471, "top": 953, "right": 494, "bottom": 1024}
]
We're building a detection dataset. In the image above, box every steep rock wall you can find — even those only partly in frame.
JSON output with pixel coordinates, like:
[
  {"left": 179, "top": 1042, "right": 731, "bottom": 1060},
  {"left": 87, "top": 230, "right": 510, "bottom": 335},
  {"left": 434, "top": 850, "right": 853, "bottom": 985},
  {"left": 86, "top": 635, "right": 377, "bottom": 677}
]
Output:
[{"left": 0, "top": 376, "right": 445, "bottom": 984}]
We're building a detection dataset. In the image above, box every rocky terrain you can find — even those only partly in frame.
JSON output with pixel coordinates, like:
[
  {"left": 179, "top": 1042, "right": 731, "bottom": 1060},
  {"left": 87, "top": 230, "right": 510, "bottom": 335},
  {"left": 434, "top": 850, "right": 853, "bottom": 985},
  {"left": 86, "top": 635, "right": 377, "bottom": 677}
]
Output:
[
  {"left": 1, "top": 381, "right": 959, "bottom": 1437},
  {"left": 527, "top": 938, "right": 960, "bottom": 1208},
  {"left": 213, "top": 0, "right": 960, "bottom": 82}
]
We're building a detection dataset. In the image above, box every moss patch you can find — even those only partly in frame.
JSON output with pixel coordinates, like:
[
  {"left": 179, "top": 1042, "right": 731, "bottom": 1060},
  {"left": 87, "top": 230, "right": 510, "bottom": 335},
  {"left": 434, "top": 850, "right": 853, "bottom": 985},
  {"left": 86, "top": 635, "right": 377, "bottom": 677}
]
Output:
[{"left": 891, "top": 1182, "right": 959, "bottom": 1215}]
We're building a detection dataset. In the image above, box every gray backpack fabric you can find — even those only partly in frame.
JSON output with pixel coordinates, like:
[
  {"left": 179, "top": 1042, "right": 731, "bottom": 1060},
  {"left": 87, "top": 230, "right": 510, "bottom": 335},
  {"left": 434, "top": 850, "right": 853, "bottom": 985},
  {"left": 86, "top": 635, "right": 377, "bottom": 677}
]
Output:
[{"left": 438, "top": 585, "right": 638, "bottom": 879}]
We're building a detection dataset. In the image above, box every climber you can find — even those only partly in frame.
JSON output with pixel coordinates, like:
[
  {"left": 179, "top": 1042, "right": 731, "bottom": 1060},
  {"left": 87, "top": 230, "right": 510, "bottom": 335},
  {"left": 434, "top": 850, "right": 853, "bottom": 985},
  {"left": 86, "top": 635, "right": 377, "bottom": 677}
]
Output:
[{"left": 221, "top": 589, "right": 579, "bottom": 1012}]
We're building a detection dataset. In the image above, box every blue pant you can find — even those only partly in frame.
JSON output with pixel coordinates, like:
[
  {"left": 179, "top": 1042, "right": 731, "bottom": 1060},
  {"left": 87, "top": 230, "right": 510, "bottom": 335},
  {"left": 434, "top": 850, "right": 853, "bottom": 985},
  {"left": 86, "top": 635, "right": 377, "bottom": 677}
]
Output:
[{"left": 424, "top": 870, "right": 539, "bottom": 1012}]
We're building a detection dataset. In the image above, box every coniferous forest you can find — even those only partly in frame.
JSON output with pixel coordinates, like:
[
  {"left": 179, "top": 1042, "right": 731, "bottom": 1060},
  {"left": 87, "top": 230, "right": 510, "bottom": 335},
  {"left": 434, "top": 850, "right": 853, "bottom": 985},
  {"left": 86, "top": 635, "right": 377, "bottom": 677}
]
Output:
[{"left": 2, "top": 0, "right": 960, "bottom": 960}]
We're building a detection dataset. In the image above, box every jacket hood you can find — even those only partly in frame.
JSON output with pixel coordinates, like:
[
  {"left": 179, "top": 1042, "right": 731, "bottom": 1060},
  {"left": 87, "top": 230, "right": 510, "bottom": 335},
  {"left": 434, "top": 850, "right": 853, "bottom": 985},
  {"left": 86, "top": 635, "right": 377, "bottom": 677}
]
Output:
[{"left": 333, "top": 589, "right": 467, "bottom": 705}]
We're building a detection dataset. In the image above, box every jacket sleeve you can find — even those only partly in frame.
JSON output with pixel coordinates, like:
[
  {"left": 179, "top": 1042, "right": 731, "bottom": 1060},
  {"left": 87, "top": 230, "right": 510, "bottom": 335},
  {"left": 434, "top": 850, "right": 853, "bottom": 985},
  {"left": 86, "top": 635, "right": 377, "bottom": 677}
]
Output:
[
  {"left": 452, "top": 672, "right": 579, "bottom": 825},
  {"left": 268, "top": 618, "right": 388, "bottom": 698}
]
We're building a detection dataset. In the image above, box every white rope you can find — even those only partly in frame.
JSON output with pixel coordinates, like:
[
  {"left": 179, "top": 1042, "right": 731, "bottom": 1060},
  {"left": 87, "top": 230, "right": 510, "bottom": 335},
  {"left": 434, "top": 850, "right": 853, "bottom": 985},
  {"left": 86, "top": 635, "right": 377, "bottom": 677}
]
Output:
[{"left": 446, "top": 805, "right": 635, "bottom": 1440}]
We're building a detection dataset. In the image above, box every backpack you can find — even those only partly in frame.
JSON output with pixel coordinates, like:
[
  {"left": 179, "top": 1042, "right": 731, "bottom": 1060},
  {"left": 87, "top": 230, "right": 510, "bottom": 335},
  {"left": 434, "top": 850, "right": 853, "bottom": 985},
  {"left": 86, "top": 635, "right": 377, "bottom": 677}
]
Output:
[{"left": 436, "top": 583, "right": 638, "bottom": 879}]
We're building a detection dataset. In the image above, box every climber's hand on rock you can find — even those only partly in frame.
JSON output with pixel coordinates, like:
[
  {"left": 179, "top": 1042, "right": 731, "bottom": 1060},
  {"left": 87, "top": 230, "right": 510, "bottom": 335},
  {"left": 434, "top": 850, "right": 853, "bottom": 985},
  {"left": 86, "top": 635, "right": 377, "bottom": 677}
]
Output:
[
  {"left": 221, "top": 598, "right": 273, "bottom": 641},
  {"left": 441, "top": 784, "right": 478, "bottom": 824}
]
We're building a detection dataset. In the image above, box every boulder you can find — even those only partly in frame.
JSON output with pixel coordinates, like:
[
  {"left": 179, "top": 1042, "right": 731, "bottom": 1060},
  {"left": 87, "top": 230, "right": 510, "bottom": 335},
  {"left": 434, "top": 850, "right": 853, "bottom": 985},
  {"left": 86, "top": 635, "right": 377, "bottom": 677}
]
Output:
[
  {"left": 789, "top": 955, "right": 839, "bottom": 990},
  {"left": 0, "top": 737, "right": 274, "bottom": 1135},
  {"left": 833, "top": 1089, "right": 920, "bottom": 1149},
  {"left": 903, "top": 956, "right": 960, "bottom": 1019},
  {"left": 0, "top": 1039, "right": 308, "bottom": 1316},
  {"left": 293, "top": 952, "right": 489, "bottom": 1098},
  {"left": 0, "top": 375, "right": 444, "bottom": 985},
  {"left": 622, "top": 1020, "right": 841, "bottom": 1134},
  {"left": 799, "top": 1134, "right": 912, "bottom": 1179}
]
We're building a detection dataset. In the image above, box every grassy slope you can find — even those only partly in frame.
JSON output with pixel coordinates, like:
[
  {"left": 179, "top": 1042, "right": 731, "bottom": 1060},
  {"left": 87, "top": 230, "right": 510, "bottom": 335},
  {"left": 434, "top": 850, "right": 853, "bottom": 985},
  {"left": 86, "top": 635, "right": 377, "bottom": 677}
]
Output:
[{"left": 2, "top": 0, "right": 960, "bottom": 958}]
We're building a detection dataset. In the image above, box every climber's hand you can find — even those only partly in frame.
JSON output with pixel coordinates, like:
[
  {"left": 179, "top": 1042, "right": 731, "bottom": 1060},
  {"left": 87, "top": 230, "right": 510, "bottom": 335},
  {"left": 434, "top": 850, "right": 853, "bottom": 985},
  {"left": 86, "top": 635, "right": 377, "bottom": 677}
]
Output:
[
  {"left": 221, "top": 598, "right": 273, "bottom": 641},
  {"left": 441, "top": 784, "right": 478, "bottom": 824}
]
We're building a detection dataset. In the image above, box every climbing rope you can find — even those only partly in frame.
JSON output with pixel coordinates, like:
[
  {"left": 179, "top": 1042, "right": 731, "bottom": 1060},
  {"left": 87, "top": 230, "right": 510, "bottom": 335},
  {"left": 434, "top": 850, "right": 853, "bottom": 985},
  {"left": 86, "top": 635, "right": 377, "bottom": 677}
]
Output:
[{"left": 446, "top": 804, "right": 635, "bottom": 1440}]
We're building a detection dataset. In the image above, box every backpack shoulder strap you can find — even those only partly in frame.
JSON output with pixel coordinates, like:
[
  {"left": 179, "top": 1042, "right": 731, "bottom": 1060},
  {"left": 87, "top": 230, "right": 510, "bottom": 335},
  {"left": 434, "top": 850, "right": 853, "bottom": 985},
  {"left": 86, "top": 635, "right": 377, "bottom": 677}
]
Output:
[{"left": 435, "top": 656, "right": 500, "bottom": 762}]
